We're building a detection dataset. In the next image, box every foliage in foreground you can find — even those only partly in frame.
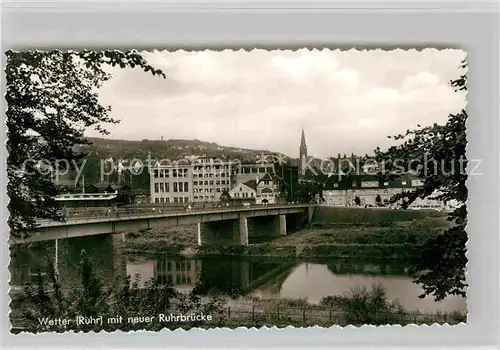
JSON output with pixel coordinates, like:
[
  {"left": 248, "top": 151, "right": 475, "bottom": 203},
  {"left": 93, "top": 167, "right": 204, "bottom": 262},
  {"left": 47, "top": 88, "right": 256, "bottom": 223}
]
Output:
[
  {"left": 6, "top": 50, "right": 165, "bottom": 237},
  {"left": 14, "top": 251, "right": 225, "bottom": 333},
  {"left": 373, "top": 61, "right": 468, "bottom": 301},
  {"left": 321, "top": 284, "right": 466, "bottom": 326}
]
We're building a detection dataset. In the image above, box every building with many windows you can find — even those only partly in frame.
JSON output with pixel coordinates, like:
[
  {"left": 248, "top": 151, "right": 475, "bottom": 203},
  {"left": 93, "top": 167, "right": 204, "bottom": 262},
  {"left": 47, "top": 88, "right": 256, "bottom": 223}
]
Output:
[
  {"left": 232, "top": 162, "right": 276, "bottom": 183},
  {"left": 149, "top": 156, "right": 235, "bottom": 204},
  {"left": 150, "top": 162, "right": 192, "bottom": 204},
  {"left": 149, "top": 154, "right": 293, "bottom": 205},
  {"left": 192, "top": 157, "right": 234, "bottom": 202},
  {"left": 322, "top": 174, "right": 458, "bottom": 210}
]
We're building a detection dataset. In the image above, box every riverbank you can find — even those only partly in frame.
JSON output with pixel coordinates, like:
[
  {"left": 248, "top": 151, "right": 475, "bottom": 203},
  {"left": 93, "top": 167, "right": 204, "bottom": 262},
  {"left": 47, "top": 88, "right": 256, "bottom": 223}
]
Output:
[
  {"left": 10, "top": 281, "right": 466, "bottom": 331},
  {"left": 123, "top": 214, "right": 451, "bottom": 260},
  {"left": 222, "top": 291, "right": 466, "bottom": 327}
]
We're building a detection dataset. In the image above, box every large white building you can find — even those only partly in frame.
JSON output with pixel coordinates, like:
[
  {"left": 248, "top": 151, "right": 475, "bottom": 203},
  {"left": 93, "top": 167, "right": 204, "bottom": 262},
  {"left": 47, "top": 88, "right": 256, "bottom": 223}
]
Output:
[
  {"left": 192, "top": 157, "right": 234, "bottom": 202},
  {"left": 322, "top": 174, "right": 458, "bottom": 210},
  {"left": 149, "top": 156, "right": 235, "bottom": 204},
  {"left": 150, "top": 154, "right": 287, "bottom": 205}
]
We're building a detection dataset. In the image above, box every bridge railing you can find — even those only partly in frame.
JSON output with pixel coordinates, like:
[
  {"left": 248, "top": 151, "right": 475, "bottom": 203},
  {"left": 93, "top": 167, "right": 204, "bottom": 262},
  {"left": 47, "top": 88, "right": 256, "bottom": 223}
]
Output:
[{"left": 35, "top": 203, "right": 313, "bottom": 226}]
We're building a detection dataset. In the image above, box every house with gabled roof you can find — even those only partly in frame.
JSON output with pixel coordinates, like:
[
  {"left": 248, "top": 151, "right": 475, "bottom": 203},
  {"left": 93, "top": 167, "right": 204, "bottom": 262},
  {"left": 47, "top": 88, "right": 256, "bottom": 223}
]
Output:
[
  {"left": 229, "top": 181, "right": 257, "bottom": 201},
  {"left": 255, "top": 172, "right": 278, "bottom": 204}
]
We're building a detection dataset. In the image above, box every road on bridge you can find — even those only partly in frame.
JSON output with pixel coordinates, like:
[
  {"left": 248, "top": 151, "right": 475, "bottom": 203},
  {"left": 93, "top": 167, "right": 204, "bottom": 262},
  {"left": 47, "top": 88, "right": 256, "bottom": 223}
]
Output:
[{"left": 35, "top": 203, "right": 314, "bottom": 228}]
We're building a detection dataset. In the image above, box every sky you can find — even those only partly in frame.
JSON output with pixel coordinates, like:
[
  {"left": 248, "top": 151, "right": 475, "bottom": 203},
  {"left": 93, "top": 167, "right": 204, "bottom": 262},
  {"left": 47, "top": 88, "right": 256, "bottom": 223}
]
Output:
[{"left": 90, "top": 48, "right": 467, "bottom": 159}]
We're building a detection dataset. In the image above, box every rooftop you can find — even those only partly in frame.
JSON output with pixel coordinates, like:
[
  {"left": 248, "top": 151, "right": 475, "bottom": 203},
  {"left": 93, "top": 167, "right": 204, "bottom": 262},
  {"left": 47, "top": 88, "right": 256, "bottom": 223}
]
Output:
[
  {"left": 323, "top": 173, "right": 425, "bottom": 190},
  {"left": 54, "top": 193, "right": 118, "bottom": 201}
]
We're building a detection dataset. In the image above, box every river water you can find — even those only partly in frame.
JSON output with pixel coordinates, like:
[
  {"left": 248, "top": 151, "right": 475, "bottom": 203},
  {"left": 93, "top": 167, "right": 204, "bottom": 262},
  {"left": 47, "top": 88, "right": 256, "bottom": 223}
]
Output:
[{"left": 9, "top": 234, "right": 466, "bottom": 315}]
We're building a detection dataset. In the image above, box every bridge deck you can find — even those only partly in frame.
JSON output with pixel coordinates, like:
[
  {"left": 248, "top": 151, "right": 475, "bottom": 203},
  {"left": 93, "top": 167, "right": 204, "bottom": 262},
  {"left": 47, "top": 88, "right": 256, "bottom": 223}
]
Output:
[{"left": 35, "top": 204, "right": 313, "bottom": 228}]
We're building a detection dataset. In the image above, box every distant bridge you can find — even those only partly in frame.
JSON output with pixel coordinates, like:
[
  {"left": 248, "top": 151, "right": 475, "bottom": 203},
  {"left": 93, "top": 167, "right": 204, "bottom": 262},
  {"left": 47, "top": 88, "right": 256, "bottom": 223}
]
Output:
[{"left": 14, "top": 204, "right": 315, "bottom": 245}]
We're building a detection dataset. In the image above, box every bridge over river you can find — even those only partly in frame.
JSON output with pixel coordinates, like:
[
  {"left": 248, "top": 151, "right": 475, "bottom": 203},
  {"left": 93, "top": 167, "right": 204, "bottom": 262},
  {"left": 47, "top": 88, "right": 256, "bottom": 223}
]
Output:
[{"left": 13, "top": 204, "right": 315, "bottom": 246}]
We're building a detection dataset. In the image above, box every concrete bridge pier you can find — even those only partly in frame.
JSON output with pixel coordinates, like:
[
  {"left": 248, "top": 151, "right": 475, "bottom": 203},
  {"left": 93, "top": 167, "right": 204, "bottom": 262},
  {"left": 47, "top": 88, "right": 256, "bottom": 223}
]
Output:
[
  {"left": 197, "top": 214, "right": 291, "bottom": 246},
  {"left": 279, "top": 214, "right": 287, "bottom": 236},
  {"left": 306, "top": 206, "right": 315, "bottom": 225},
  {"left": 248, "top": 215, "right": 287, "bottom": 240},
  {"left": 238, "top": 217, "right": 249, "bottom": 246},
  {"left": 197, "top": 218, "right": 249, "bottom": 246}
]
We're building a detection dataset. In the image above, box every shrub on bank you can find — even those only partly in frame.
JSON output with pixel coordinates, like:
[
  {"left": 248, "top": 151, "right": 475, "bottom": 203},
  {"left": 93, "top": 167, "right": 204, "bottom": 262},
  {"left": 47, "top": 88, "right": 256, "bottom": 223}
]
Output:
[
  {"left": 321, "top": 284, "right": 406, "bottom": 325},
  {"left": 320, "top": 284, "right": 465, "bottom": 326}
]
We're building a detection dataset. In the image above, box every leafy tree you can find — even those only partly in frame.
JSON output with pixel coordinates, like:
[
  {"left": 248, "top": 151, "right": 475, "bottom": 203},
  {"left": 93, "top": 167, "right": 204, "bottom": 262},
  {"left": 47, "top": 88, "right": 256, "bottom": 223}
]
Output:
[
  {"left": 14, "top": 251, "right": 225, "bottom": 333},
  {"left": 375, "top": 194, "right": 382, "bottom": 206},
  {"left": 354, "top": 196, "right": 361, "bottom": 206},
  {"left": 6, "top": 50, "right": 165, "bottom": 237},
  {"left": 373, "top": 60, "right": 468, "bottom": 301},
  {"left": 296, "top": 182, "right": 313, "bottom": 203},
  {"left": 296, "top": 180, "right": 325, "bottom": 203}
]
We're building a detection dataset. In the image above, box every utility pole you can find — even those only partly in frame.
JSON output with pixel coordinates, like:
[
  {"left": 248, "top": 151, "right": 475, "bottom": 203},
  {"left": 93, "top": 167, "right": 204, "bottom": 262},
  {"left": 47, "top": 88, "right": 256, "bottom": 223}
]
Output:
[{"left": 82, "top": 174, "right": 85, "bottom": 194}]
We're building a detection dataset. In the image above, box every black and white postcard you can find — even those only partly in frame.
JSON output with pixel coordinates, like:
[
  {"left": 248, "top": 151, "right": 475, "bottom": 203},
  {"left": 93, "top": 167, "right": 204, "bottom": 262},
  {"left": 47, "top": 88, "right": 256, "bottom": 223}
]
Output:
[{"left": 6, "top": 48, "right": 468, "bottom": 333}]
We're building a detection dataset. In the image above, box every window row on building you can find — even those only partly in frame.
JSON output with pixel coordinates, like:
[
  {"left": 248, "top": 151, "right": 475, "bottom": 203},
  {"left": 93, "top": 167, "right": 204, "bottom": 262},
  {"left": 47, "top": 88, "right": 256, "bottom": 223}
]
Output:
[
  {"left": 193, "top": 165, "right": 231, "bottom": 171},
  {"left": 193, "top": 172, "right": 229, "bottom": 178},
  {"left": 153, "top": 182, "right": 189, "bottom": 193},
  {"left": 152, "top": 167, "right": 234, "bottom": 179},
  {"left": 193, "top": 188, "right": 230, "bottom": 193},
  {"left": 234, "top": 165, "right": 275, "bottom": 174},
  {"left": 233, "top": 192, "right": 255, "bottom": 198},
  {"left": 153, "top": 168, "right": 189, "bottom": 178},
  {"left": 153, "top": 196, "right": 190, "bottom": 203},
  {"left": 194, "top": 195, "right": 216, "bottom": 200},
  {"left": 193, "top": 180, "right": 229, "bottom": 186}
]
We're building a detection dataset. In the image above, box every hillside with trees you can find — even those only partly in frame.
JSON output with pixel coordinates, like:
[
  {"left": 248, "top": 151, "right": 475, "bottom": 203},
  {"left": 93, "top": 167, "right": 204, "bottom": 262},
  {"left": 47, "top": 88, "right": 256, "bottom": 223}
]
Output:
[{"left": 65, "top": 137, "right": 286, "bottom": 188}]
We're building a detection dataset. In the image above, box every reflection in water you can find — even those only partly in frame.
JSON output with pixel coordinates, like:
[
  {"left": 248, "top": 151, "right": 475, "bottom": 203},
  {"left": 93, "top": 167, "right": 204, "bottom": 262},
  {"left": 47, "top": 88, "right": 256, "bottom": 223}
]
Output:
[
  {"left": 9, "top": 235, "right": 466, "bottom": 314},
  {"left": 125, "top": 257, "right": 465, "bottom": 313},
  {"left": 251, "top": 263, "right": 467, "bottom": 313},
  {"left": 157, "top": 259, "right": 200, "bottom": 293},
  {"left": 126, "top": 260, "right": 157, "bottom": 288}
]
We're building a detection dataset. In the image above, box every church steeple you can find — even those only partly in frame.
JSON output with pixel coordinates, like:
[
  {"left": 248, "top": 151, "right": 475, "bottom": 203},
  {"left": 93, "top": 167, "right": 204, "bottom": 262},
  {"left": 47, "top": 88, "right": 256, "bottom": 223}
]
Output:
[
  {"left": 299, "top": 126, "right": 308, "bottom": 179},
  {"left": 300, "top": 127, "right": 308, "bottom": 161}
]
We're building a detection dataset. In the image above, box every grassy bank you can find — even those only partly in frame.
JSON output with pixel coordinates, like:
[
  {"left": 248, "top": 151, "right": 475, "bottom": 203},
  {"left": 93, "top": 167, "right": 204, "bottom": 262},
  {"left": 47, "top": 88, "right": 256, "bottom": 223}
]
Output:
[
  {"left": 123, "top": 210, "right": 451, "bottom": 259},
  {"left": 123, "top": 224, "right": 198, "bottom": 255},
  {"left": 223, "top": 284, "right": 466, "bottom": 327},
  {"left": 241, "top": 216, "right": 451, "bottom": 259},
  {"left": 312, "top": 206, "right": 447, "bottom": 225}
]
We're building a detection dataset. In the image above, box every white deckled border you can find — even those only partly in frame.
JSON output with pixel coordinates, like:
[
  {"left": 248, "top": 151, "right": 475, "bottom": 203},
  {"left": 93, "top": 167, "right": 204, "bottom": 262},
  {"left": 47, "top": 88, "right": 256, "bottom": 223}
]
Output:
[{"left": 1, "top": 1, "right": 498, "bottom": 349}]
